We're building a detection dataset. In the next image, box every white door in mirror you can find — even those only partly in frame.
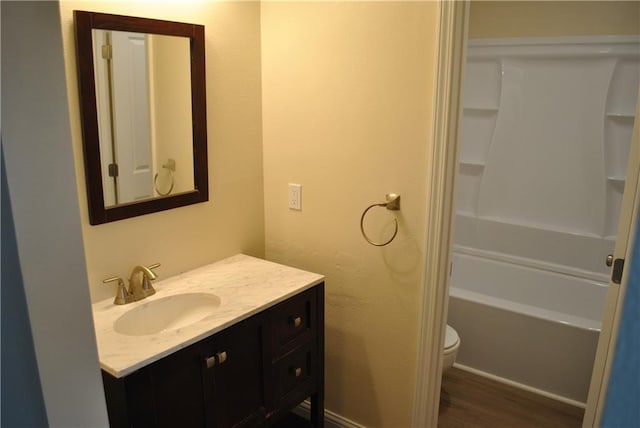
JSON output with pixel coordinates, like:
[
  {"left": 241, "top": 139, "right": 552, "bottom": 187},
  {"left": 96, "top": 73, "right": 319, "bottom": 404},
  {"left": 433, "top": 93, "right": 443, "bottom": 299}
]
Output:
[{"left": 110, "top": 31, "right": 154, "bottom": 204}]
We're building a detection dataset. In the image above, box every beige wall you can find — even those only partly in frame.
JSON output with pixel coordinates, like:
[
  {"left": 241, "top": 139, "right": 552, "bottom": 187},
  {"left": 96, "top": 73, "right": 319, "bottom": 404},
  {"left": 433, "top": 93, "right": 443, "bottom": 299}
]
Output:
[
  {"left": 148, "top": 34, "right": 194, "bottom": 195},
  {"left": 261, "top": 2, "right": 438, "bottom": 426},
  {"left": 60, "top": 1, "right": 265, "bottom": 302},
  {"left": 470, "top": 1, "right": 640, "bottom": 38}
]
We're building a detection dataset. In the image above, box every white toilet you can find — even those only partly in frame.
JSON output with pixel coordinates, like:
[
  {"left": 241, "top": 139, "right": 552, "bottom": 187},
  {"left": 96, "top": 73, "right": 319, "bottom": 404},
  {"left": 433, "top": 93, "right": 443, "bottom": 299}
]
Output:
[{"left": 442, "top": 324, "right": 460, "bottom": 371}]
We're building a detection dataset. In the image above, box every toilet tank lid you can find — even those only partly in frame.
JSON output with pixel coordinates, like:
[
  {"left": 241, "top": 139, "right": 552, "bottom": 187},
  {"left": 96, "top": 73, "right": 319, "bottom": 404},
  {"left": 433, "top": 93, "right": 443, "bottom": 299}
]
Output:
[{"left": 445, "top": 325, "right": 459, "bottom": 349}]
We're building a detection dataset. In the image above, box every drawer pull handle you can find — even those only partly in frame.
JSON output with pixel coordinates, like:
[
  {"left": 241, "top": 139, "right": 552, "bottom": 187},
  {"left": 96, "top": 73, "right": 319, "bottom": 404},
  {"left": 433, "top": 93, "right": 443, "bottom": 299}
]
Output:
[
  {"left": 205, "top": 352, "right": 228, "bottom": 368},
  {"left": 290, "top": 316, "right": 302, "bottom": 328},
  {"left": 205, "top": 356, "right": 216, "bottom": 369},
  {"left": 293, "top": 367, "right": 302, "bottom": 377}
]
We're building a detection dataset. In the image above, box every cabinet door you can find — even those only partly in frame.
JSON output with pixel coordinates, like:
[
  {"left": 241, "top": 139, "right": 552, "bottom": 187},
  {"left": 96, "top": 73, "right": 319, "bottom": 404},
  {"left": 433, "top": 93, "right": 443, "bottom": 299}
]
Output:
[
  {"left": 124, "top": 341, "right": 207, "bottom": 428},
  {"left": 202, "top": 316, "right": 267, "bottom": 428}
]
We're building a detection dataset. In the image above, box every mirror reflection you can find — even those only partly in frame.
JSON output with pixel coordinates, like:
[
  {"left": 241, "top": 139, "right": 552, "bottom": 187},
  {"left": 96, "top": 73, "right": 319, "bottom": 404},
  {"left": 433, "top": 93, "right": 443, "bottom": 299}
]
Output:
[{"left": 92, "top": 29, "right": 194, "bottom": 207}]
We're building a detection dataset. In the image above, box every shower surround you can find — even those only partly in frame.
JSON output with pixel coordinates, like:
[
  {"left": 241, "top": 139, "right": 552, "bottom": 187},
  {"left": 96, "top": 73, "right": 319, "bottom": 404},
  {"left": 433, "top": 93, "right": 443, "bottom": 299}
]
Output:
[{"left": 449, "top": 36, "right": 640, "bottom": 404}]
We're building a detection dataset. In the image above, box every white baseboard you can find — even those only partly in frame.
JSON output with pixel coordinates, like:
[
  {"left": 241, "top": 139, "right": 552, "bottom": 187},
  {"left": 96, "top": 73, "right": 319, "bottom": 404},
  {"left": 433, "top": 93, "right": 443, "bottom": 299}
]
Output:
[
  {"left": 453, "top": 363, "right": 586, "bottom": 409},
  {"left": 292, "top": 400, "right": 365, "bottom": 428}
]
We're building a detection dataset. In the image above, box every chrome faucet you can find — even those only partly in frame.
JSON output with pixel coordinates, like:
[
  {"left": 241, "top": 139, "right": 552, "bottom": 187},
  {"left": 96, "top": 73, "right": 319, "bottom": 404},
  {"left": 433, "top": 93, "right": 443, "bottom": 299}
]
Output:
[{"left": 103, "top": 263, "right": 160, "bottom": 305}]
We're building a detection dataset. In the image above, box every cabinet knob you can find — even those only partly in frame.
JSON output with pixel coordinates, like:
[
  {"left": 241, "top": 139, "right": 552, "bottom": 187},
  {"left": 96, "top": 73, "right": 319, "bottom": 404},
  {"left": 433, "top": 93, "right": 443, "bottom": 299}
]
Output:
[
  {"left": 205, "top": 351, "right": 228, "bottom": 368},
  {"left": 205, "top": 356, "right": 216, "bottom": 369},
  {"left": 290, "top": 316, "right": 302, "bottom": 328}
]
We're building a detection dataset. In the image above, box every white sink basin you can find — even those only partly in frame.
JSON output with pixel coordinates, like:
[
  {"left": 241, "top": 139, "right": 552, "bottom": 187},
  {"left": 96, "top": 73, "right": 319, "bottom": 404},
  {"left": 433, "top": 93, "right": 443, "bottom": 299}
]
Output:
[{"left": 114, "top": 293, "right": 221, "bottom": 336}]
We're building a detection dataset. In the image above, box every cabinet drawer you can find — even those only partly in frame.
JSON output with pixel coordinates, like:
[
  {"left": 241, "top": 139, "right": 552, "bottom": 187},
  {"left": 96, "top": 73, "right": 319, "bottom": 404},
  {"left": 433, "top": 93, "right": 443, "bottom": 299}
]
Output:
[
  {"left": 274, "top": 345, "right": 313, "bottom": 401},
  {"left": 271, "top": 287, "right": 317, "bottom": 355}
]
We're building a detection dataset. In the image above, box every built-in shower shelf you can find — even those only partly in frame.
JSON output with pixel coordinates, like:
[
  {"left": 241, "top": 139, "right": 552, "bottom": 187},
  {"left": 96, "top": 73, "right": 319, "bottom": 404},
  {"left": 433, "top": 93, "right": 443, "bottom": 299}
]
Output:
[
  {"left": 456, "top": 210, "right": 477, "bottom": 218},
  {"left": 605, "top": 112, "right": 635, "bottom": 119},
  {"left": 463, "top": 106, "right": 499, "bottom": 112},
  {"left": 607, "top": 177, "right": 626, "bottom": 193},
  {"left": 459, "top": 161, "right": 486, "bottom": 169}
]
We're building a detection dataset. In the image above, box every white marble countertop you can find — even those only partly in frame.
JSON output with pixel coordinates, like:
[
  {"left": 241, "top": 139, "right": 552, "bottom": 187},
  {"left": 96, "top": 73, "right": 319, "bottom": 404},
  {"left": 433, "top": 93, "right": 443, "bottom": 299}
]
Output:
[{"left": 92, "top": 254, "right": 324, "bottom": 378}]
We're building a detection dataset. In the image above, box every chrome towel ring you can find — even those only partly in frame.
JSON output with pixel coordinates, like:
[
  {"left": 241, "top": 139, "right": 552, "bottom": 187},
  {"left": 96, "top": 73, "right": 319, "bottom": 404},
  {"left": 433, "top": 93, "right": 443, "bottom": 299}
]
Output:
[{"left": 360, "top": 193, "right": 401, "bottom": 246}]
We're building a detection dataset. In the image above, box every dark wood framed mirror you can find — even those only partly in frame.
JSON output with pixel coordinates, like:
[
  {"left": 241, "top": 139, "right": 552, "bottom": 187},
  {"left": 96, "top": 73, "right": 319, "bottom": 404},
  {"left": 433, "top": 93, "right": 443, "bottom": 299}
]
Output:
[{"left": 74, "top": 11, "right": 208, "bottom": 225}]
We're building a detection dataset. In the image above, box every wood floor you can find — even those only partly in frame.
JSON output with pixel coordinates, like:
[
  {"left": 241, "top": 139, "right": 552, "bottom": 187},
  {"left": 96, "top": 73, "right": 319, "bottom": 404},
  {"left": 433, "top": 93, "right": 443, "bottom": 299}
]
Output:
[
  {"left": 273, "top": 367, "right": 585, "bottom": 427},
  {"left": 438, "top": 368, "right": 585, "bottom": 428}
]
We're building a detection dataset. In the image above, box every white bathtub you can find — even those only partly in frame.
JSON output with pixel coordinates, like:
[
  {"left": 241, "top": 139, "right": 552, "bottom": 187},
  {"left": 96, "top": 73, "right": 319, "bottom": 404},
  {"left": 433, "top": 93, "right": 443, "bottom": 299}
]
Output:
[{"left": 447, "top": 248, "right": 608, "bottom": 404}]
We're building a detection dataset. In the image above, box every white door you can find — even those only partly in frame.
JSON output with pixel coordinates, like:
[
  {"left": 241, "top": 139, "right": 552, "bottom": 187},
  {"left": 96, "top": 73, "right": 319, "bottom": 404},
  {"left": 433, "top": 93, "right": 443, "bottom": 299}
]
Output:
[
  {"left": 110, "top": 31, "right": 154, "bottom": 203},
  {"left": 583, "top": 90, "right": 640, "bottom": 427}
]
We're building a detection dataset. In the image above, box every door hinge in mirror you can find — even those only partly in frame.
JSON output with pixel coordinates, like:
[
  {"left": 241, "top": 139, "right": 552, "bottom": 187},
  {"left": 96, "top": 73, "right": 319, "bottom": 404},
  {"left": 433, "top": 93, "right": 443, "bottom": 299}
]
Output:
[
  {"left": 101, "top": 44, "right": 112, "bottom": 60},
  {"left": 108, "top": 163, "right": 119, "bottom": 178},
  {"left": 612, "top": 258, "right": 625, "bottom": 284}
]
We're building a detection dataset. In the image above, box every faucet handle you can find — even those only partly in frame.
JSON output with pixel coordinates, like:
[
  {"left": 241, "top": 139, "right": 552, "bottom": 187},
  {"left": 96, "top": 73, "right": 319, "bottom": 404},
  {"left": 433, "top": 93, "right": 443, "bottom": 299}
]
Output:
[
  {"left": 141, "top": 263, "right": 161, "bottom": 297},
  {"left": 103, "top": 276, "right": 131, "bottom": 305}
]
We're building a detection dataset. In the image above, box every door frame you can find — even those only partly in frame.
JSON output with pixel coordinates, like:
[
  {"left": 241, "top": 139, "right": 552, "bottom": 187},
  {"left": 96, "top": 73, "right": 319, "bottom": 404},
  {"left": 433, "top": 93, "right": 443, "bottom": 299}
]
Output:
[
  {"left": 412, "top": 1, "right": 640, "bottom": 426},
  {"left": 412, "top": 1, "right": 468, "bottom": 426}
]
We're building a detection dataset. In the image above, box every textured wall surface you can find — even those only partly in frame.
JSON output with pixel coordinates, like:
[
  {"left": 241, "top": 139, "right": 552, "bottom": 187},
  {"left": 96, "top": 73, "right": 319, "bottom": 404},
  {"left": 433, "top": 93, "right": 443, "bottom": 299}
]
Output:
[
  {"left": 261, "top": 3, "right": 438, "bottom": 426},
  {"left": 469, "top": 1, "right": 640, "bottom": 38}
]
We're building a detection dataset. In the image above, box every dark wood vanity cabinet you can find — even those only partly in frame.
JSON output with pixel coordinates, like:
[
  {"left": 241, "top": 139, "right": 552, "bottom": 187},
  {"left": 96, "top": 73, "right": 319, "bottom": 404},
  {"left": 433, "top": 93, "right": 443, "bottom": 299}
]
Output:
[{"left": 102, "top": 283, "right": 324, "bottom": 428}]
